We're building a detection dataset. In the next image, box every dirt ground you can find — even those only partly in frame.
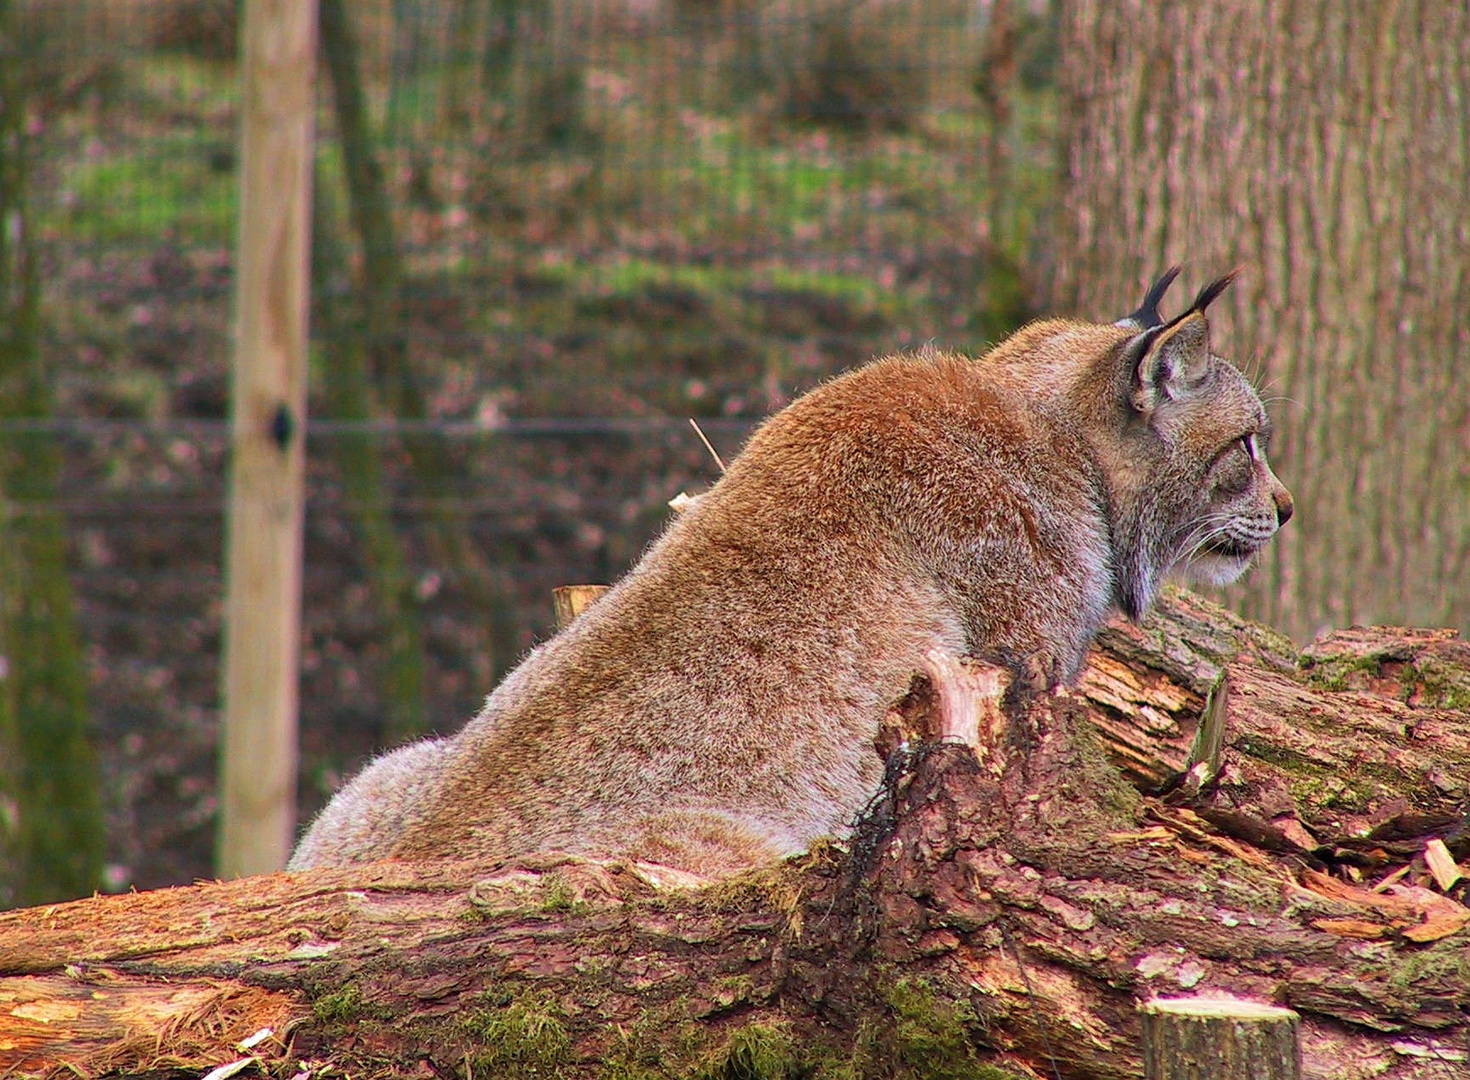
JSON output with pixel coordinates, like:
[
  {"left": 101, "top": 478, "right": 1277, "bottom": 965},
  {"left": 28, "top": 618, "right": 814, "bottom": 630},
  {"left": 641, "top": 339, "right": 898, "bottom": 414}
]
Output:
[{"left": 46, "top": 234, "right": 1020, "bottom": 894}]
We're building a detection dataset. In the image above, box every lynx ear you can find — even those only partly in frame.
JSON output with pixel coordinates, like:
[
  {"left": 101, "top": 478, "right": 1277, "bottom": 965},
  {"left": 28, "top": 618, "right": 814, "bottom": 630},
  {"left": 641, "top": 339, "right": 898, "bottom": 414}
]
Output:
[
  {"left": 1124, "top": 270, "right": 1236, "bottom": 417},
  {"left": 1126, "top": 313, "right": 1210, "bottom": 415},
  {"left": 1116, "top": 265, "right": 1182, "bottom": 329}
]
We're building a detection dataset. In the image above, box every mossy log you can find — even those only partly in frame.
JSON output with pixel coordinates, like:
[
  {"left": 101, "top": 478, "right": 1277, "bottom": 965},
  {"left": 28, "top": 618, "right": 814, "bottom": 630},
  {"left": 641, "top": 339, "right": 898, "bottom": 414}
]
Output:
[{"left": 2, "top": 588, "right": 1468, "bottom": 1079}]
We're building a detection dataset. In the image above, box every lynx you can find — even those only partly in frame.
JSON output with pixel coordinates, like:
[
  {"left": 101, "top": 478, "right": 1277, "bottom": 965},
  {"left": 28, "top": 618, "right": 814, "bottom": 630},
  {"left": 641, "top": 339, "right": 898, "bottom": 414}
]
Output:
[{"left": 289, "top": 269, "right": 1292, "bottom": 878}]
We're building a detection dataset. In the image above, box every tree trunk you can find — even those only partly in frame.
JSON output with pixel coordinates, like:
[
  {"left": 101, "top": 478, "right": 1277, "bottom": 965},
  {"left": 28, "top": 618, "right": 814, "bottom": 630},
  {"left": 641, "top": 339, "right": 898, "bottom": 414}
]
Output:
[
  {"left": 2, "top": 589, "right": 1467, "bottom": 1079},
  {"left": 1050, "top": 1, "right": 1470, "bottom": 642},
  {"left": 0, "top": 0, "right": 105, "bottom": 908},
  {"left": 320, "top": 0, "right": 518, "bottom": 702},
  {"left": 311, "top": 176, "right": 429, "bottom": 745}
]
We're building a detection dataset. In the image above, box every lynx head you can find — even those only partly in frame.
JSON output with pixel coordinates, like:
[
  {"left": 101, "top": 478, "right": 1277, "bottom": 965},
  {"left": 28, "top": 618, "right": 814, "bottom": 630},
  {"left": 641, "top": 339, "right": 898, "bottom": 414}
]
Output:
[{"left": 1102, "top": 268, "right": 1293, "bottom": 616}]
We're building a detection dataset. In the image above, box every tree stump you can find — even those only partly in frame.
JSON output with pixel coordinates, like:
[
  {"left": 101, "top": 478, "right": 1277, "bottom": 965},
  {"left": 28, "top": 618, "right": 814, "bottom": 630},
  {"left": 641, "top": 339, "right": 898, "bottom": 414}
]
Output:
[
  {"left": 1140, "top": 997, "right": 1299, "bottom": 1080},
  {"left": 2, "top": 588, "right": 1468, "bottom": 1079}
]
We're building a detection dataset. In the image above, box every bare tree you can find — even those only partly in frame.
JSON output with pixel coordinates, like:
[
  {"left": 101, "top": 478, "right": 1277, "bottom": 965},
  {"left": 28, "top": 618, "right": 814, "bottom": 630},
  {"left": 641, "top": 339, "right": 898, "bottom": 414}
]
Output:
[{"left": 1050, "top": 1, "right": 1470, "bottom": 641}]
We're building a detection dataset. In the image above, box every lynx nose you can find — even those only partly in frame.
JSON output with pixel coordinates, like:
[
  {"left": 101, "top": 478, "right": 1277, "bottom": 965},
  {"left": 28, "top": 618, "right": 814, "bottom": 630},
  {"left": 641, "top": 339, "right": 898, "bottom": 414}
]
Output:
[{"left": 1274, "top": 486, "right": 1294, "bottom": 527}]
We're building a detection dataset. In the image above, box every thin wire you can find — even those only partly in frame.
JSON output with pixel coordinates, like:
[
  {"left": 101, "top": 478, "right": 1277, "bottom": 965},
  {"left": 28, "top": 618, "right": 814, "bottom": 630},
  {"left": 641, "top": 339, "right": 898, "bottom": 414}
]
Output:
[{"left": 0, "top": 417, "right": 760, "bottom": 438}]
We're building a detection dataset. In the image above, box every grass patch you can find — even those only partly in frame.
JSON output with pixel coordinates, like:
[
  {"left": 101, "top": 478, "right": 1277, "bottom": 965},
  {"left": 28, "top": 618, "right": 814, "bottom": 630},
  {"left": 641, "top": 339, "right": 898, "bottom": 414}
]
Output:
[{"left": 57, "top": 136, "right": 236, "bottom": 245}]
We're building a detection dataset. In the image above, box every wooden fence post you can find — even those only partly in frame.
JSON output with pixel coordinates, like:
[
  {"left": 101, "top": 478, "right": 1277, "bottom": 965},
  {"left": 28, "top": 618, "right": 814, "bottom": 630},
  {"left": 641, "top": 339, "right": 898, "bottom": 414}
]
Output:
[
  {"left": 218, "top": 0, "right": 320, "bottom": 878},
  {"left": 1140, "top": 996, "right": 1299, "bottom": 1080}
]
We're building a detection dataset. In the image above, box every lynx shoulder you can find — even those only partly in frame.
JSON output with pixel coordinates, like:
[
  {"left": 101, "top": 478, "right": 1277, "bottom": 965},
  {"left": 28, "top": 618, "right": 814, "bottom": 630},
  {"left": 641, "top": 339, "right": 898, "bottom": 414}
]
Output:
[{"left": 289, "top": 269, "right": 1292, "bottom": 878}]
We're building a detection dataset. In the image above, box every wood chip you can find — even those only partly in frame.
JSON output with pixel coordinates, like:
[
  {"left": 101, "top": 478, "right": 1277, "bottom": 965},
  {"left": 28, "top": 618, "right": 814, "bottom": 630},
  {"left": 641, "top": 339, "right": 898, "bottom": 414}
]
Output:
[
  {"left": 200, "top": 1059, "right": 257, "bottom": 1080},
  {"left": 1105, "top": 826, "right": 1174, "bottom": 844},
  {"left": 1424, "top": 839, "right": 1463, "bottom": 892},
  {"left": 1311, "top": 918, "right": 1386, "bottom": 939},
  {"left": 1274, "top": 816, "right": 1319, "bottom": 853},
  {"left": 1299, "top": 870, "right": 1421, "bottom": 919},
  {"left": 1371, "top": 864, "right": 1412, "bottom": 893},
  {"left": 1206, "top": 834, "right": 1275, "bottom": 870},
  {"left": 1401, "top": 908, "right": 1470, "bottom": 943},
  {"left": 1383, "top": 882, "right": 1470, "bottom": 920},
  {"left": 237, "top": 1027, "right": 274, "bottom": 1052}
]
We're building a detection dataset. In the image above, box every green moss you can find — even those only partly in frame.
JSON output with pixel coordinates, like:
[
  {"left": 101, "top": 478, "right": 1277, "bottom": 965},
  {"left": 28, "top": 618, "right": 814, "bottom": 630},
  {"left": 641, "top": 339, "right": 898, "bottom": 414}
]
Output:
[
  {"left": 312, "top": 984, "right": 365, "bottom": 1024},
  {"left": 1299, "top": 651, "right": 1384, "bottom": 693},
  {"left": 461, "top": 995, "right": 571, "bottom": 1078},
  {"left": 1406, "top": 654, "right": 1470, "bottom": 710},
  {"left": 690, "top": 1021, "right": 803, "bottom": 1080},
  {"left": 310, "top": 982, "right": 391, "bottom": 1026},
  {"left": 852, "top": 978, "right": 1014, "bottom": 1080},
  {"left": 1232, "top": 736, "right": 1325, "bottom": 775},
  {"left": 712, "top": 975, "right": 758, "bottom": 1011},
  {"left": 888, "top": 979, "right": 979, "bottom": 1080},
  {"left": 597, "top": 1010, "right": 709, "bottom": 1080},
  {"left": 1387, "top": 937, "right": 1470, "bottom": 991},
  {"left": 1067, "top": 714, "right": 1142, "bottom": 824},
  {"left": 698, "top": 860, "right": 809, "bottom": 927},
  {"left": 599, "top": 1061, "right": 665, "bottom": 1080},
  {"left": 1241, "top": 621, "right": 1299, "bottom": 665},
  {"left": 594, "top": 987, "right": 1031, "bottom": 1080},
  {"left": 541, "top": 872, "right": 589, "bottom": 915}
]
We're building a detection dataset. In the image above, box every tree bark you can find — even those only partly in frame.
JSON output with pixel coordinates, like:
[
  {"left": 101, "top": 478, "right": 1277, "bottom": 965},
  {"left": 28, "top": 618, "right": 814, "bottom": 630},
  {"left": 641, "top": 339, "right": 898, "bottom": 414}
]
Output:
[
  {"left": 0, "top": 0, "right": 105, "bottom": 907},
  {"left": 2, "top": 589, "right": 1467, "bottom": 1079},
  {"left": 1050, "top": 1, "right": 1470, "bottom": 642}
]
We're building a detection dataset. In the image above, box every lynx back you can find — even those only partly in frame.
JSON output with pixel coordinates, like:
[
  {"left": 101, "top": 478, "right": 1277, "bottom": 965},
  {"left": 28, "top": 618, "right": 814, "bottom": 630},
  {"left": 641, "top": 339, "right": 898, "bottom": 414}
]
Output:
[{"left": 289, "top": 269, "right": 1291, "bottom": 878}]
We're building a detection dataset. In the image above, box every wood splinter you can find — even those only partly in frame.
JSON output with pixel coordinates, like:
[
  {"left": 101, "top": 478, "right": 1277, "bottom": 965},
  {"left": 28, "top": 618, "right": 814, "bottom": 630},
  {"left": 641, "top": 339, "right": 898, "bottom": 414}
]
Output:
[
  {"left": 920, "top": 649, "right": 1011, "bottom": 765},
  {"left": 552, "top": 584, "right": 610, "bottom": 630}
]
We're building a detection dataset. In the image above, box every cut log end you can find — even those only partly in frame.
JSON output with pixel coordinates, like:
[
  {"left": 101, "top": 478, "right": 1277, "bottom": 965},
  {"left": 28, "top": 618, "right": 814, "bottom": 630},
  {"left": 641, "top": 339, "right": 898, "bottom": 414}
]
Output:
[{"left": 1141, "top": 995, "right": 1300, "bottom": 1080}]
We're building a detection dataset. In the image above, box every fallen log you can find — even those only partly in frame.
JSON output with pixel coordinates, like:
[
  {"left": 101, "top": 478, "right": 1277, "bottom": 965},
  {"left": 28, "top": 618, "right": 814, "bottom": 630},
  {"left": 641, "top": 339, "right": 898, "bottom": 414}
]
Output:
[{"left": 2, "top": 588, "right": 1467, "bottom": 1079}]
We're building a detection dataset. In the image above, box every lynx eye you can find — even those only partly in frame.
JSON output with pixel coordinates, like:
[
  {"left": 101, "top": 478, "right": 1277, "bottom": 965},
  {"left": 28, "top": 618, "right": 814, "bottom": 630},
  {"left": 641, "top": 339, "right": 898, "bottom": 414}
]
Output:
[{"left": 1209, "top": 434, "right": 1254, "bottom": 494}]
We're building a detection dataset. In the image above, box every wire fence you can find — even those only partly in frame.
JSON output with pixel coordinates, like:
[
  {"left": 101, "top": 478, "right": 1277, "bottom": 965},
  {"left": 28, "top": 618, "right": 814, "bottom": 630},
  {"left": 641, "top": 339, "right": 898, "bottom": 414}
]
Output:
[{"left": 2, "top": 0, "right": 1057, "bottom": 894}]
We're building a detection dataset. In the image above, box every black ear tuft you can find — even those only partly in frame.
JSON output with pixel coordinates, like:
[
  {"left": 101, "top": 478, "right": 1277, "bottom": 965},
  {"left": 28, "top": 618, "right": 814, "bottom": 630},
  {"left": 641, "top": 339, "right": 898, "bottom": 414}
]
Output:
[
  {"left": 1190, "top": 269, "right": 1240, "bottom": 315},
  {"left": 1122, "top": 265, "right": 1182, "bottom": 329}
]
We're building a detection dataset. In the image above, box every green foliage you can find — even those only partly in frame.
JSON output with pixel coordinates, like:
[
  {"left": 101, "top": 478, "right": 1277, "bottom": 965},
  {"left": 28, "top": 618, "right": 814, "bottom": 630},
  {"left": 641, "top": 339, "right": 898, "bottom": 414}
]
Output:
[
  {"left": 780, "top": 20, "right": 930, "bottom": 132},
  {"left": 17, "top": 0, "right": 1060, "bottom": 899},
  {"left": 147, "top": 0, "right": 239, "bottom": 60},
  {"left": 60, "top": 133, "right": 236, "bottom": 246}
]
